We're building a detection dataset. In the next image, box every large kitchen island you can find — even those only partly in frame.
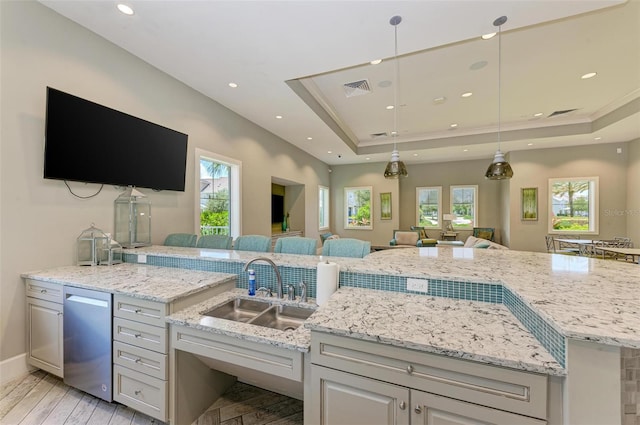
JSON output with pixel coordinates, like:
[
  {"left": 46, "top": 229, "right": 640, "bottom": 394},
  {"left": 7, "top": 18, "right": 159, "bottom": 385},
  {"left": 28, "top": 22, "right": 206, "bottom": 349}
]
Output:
[{"left": 22, "top": 245, "right": 639, "bottom": 424}]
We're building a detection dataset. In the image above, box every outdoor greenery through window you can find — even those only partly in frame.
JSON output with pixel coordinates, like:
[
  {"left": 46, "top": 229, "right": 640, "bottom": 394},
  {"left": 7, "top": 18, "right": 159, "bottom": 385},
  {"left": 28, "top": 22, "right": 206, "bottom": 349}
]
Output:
[
  {"left": 548, "top": 177, "right": 598, "bottom": 233},
  {"left": 416, "top": 187, "right": 442, "bottom": 228},
  {"left": 197, "top": 149, "right": 241, "bottom": 238},
  {"left": 319, "top": 185, "right": 329, "bottom": 230},
  {"left": 344, "top": 186, "right": 372, "bottom": 230},
  {"left": 450, "top": 185, "right": 477, "bottom": 229}
]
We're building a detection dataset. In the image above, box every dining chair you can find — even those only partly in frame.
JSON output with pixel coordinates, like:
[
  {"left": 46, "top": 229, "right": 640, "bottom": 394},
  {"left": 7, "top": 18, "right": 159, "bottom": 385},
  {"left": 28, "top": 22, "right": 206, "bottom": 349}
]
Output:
[
  {"left": 196, "top": 234, "right": 233, "bottom": 250},
  {"left": 233, "top": 235, "right": 271, "bottom": 252},
  {"left": 163, "top": 233, "right": 197, "bottom": 247},
  {"left": 273, "top": 237, "right": 318, "bottom": 255},
  {"left": 321, "top": 238, "right": 371, "bottom": 258}
]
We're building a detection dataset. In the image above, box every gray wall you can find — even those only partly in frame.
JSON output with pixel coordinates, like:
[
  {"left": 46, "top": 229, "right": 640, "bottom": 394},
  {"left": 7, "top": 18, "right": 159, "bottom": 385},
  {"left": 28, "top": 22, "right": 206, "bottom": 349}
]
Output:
[
  {"left": 627, "top": 139, "right": 640, "bottom": 245},
  {"left": 0, "top": 2, "right": 329, "bottom": 362}
]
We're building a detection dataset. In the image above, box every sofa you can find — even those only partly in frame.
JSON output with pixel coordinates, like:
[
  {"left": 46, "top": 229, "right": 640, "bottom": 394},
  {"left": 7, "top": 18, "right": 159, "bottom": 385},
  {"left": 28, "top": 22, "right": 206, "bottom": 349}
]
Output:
[{"left": 463, "top": 235, "right": 509, "bottom": 250}]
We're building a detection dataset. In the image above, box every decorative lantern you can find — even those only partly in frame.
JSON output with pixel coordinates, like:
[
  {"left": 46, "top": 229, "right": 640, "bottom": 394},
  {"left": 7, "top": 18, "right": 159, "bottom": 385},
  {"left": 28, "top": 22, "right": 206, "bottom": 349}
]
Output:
[
  {"left": 114, "top": 188, "right": 151, "bottom": 248},
  {"left": 77, "top": 224, "right": 110, "bottom": 266},
  {"left": 100, "top": 238, "right": 123, "bottom": 266}
]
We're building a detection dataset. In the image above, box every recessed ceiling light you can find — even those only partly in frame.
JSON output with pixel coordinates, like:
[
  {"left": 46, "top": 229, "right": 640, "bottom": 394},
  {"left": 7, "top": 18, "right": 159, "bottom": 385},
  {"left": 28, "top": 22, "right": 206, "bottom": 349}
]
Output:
[
  {"left": 433, "top": 96, "right": 446, "bottom": 104},
  {"left": 469, "top": 60, "right": 488, "bottom": 71},
  {"left": 450, "top": 123, "right": 458, "bottom": 128},
  {"left": 461, "top": 92, "right": 473, "bottom": 98},
  {"left": 594, "top": 137, "right": 602, "bottom": 141},
  {"left": 533, "top": 112, "right": 543, "bottom": 117},
  {"left": 581, "top": 72, "right": 597, "bottom": 79},
  {"left": 463, "top": 149, "right": 469, "bottom": 152},
  {"left": 527, "top": 143, "right": 533, "bottom": 146},
  {"left": 327, "top": 150, "right": 332, "bottom": 154},
  {"left": 413, "top": 153, "right": 418, "bottom": 157},
  {"left": 370, "top": 59, "right": 383, "bottom": 65},
  {"left": 228, "top": 82, "right": 238, "bottom": 88},
  {"left": 481, "top": 32, "right": 496, "bottom": 40},
  {"left": 386, "top": 105, "right": 394, "bottom": 110},
  {"left": 117, "top": 3, "right": 134, "bottom": 15},
  {"left": 366, "top": 157, "right": 371, "bottom": 160},
  {"left": 306, "top": 137, "right": 313, "bottom": 140},
  {"left": 378, "top": 80, "right": 392, "bottom": 88},
  {"left": 275, "top": 115, "right": 283, "bottom": 119}
]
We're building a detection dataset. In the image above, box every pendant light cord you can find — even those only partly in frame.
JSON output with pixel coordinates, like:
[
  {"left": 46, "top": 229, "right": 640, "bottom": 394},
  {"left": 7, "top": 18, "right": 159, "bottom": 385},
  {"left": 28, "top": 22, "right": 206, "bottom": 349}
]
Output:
[
  {"left": 393, "top": 18, "right": 399, "bottom": 151},
  {"left": 497, "top": 22, "right": 502, "bottom": 151}
]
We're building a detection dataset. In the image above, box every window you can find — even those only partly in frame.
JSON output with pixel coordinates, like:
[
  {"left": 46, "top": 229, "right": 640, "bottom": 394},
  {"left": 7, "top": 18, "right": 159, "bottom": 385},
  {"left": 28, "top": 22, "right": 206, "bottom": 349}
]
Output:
[
  {"left": 548, "top": 177, "right": 598, "bottom": 234},
  {"left": 450, "top": 185, "right": 478, "bottom": 229},
  {"left": 319, "top": 185, "right": 330, "bottom": 230},
  {"left": 195, "top": 149, "right": 241, "bottom": 238},
  {"left": 344, "top": 186, "right": 372, "bottom": 230},
  {"left": 416, "top": 187, "right": 442, "bottom": 229}
]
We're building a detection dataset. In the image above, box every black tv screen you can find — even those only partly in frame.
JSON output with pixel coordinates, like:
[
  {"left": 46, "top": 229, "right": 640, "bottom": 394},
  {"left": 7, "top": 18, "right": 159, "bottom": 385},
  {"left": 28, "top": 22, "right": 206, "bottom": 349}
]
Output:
[
  {"left": 44, "top": 87, "right": 188, "bottom": 191},
  {"left": 272, "top": 194, "right": 284, "bottom": 223}
]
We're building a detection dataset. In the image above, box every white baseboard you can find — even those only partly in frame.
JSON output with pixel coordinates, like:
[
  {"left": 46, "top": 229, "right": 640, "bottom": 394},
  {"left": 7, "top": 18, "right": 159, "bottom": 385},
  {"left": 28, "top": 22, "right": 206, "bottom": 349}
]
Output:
[{"left": 0, "top": 353, "right": 33, "bottom": 386}]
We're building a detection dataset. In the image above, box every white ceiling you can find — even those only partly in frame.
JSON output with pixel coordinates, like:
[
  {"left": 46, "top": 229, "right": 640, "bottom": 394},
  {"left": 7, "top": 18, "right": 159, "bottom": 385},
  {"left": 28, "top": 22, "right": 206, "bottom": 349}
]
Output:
[{"left": 41, "top": 0, "right": 640, "bottom": 166}]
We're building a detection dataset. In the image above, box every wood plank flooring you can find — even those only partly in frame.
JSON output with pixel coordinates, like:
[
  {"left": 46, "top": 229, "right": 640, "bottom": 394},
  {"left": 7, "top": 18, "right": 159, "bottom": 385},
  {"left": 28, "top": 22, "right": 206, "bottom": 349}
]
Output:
[{"left": 1, "top": 371, "right": 303, "bottom": 425}]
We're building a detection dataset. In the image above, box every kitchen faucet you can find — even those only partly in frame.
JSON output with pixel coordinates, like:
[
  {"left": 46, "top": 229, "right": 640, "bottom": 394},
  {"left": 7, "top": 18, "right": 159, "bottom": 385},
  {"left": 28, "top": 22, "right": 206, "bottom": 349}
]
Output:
[{"left": 243, "top": 257, "right": 283, "bottom": 299}]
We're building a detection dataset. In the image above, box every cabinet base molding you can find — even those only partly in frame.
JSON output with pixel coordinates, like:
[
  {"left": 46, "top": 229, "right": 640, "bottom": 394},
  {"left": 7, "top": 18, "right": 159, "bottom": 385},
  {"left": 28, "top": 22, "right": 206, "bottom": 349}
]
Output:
[{"left": 0, "top": 353, "right": 33, "bottom": 386}]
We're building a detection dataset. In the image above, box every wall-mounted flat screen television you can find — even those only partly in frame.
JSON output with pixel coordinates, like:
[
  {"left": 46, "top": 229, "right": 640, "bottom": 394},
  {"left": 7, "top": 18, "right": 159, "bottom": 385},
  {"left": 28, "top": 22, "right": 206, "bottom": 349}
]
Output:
[
  {"left": 271, "top": 194, "right": 284, "bottom": 223},
  {"left": 44, "top": 87, "right": 188, "bottom": 192}
]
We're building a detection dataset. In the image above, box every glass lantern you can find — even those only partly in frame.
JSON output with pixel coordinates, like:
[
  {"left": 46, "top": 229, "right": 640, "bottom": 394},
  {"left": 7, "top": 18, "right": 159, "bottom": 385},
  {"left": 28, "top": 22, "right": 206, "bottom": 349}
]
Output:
[
  {"left": 77, "top": 224, "right": 110, "bottom": 266},
  {"left": 114, "top": 188, "right": 151, "bottom": 248},
  {"left": 99, "top": 238, "right": 123, "bottom": 266}
]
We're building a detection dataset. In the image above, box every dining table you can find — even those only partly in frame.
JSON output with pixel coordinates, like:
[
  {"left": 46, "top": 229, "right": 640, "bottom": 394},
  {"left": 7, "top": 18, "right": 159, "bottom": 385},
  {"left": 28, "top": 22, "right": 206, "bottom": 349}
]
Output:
[{"left": 595, "top": 246, "right": 640, "bottom": 263}]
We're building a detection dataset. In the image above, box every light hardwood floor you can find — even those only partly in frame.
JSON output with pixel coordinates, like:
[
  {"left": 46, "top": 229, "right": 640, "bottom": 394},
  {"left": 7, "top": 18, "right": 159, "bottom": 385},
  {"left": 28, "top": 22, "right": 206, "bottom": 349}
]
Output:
[{"left": 0, "top": 370, "right": 303, "bottom": 425}]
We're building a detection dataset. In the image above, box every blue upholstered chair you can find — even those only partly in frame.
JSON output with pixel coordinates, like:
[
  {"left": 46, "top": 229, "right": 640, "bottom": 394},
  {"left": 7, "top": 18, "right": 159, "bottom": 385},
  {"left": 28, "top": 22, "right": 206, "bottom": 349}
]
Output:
[
  {"left": 321, "top": 238, "right": 371, "bottom": 258},
  {"left": 274, "top": 237, "right": 318, "bottom": 255},
  {"left": 163, "top": 233, "right": 197, "bottom": 247},
  {"left": 196, "top": 234, "right": 232, "bottom": 250},
  {"left": 233, "top": 235, "right": 271, "bottom": 252}
]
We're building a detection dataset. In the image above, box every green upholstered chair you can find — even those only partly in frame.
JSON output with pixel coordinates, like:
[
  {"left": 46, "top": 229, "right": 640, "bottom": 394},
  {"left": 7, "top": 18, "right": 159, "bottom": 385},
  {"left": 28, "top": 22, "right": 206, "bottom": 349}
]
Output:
[
  {"left": 163, "top": 233, "right": 197, "bottom": 247},
  {"left": 233, "top": 235, "right": 271, "bottom": 252},
  {"left": 274, "top": 237, "right": 317, "bottom": 255},
  {"left": 196, "top": 234, "right": 232, "bottom": 250},
  {"left": 472, "top": 227, "right": 495, "bottom": 242},
  {"left": 410, "top": 226, "right": 438, "bottom": 247},
  {"left": 321, "top": 238, "right": 371, "bottom": 258}
]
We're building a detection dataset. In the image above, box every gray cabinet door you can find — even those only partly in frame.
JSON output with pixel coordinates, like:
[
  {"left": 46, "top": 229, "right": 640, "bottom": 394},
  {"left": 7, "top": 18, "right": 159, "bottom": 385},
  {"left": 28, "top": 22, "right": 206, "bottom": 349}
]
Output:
[
  {"left": 410, "top": 390, "right": 546, "bottom": 425},
  {"left": 27, "top": 297, "right": 63, "bottom": 377},
  {"left": 311, "top": 365, "right": 410, "bottom": 425}
]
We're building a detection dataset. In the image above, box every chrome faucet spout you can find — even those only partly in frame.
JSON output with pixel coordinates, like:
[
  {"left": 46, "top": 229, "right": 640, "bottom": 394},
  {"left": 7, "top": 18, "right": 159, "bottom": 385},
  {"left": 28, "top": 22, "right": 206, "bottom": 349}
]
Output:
[{"left": 243, "top": 257, "right": 284, "bottom": 299}]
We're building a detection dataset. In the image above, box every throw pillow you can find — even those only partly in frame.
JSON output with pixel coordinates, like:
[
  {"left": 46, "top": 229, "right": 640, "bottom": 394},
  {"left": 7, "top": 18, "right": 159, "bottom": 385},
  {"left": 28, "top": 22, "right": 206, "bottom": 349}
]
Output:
[
  {"left": 474, "top": 242, "right": 491, "bottom": 249},
  {"left": 419, "top": 229, "right": 428, "bottom": 239},
  {"left": 477, "top": 230, "right": 493, "bottom": 240},
  {"left": 326, "top": 235, "right": 340, "bottom": 240}
]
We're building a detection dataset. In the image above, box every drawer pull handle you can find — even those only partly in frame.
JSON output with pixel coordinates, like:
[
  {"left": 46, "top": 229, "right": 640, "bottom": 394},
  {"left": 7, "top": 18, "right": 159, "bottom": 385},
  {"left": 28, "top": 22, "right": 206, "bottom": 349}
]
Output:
[
  {"left": 399, "top": 401, "right": 406, "bottom": 410},
  {"left": 40, "top": 289, "right": 47, "bottom": 293},
  {"left": 135, "top": 309, "right": 142, "bottom": 314},
  {"left": 406, "top": 364, "right": 414, "bottom": 374},
  {"left": 414, "top": 405, "right": 422, "bottom": 414},
  {"left": 135, "top": 358, "right": 142, "bottom": 363},
  {"left": 134, "top": 333, "right": 142, "bottom": 338},
  {"left": 134, "top": 389, "right": 142, "bottom": 395}
]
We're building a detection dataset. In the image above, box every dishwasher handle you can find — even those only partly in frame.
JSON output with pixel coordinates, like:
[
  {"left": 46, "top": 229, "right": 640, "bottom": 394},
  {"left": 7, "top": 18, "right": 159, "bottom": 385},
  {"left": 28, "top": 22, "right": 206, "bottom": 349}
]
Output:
[{"left": 66, "top": 294, "right": 109, "bottom": 308}]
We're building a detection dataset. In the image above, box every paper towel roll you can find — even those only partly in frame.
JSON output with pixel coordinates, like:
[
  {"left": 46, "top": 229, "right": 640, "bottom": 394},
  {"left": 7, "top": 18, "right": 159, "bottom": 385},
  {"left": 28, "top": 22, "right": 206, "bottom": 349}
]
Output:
[{"left": 316, "top": 261, "right": 339, "bottom": 306}]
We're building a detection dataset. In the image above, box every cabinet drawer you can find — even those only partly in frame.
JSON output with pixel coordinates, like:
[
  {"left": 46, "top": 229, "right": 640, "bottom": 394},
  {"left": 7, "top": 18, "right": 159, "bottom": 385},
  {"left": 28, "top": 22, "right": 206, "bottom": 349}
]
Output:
[
  {"left": 113, "top": 317, "right": 167, "bottom": 354},
  {"left": 311, "top": 332, "right": 547, "bottom": 420},
  {"left": 113, "top": 295, "right": 167, "bottom": 327},
  {"left": 113, "top": 364, "right": 167, "bottom": 422},
  {"left": 25, "top": 279, "right": 63, "bottom": 303},
  {"left": 113, "top": 341, "right": 167, "bottom": 380}
]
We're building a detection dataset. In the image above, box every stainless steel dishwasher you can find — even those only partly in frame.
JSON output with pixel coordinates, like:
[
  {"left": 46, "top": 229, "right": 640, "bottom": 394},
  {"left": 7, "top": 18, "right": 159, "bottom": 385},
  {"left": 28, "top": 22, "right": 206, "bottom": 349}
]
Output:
[{"left": 63, "top": 286, "right": 113, "bottom": 402}]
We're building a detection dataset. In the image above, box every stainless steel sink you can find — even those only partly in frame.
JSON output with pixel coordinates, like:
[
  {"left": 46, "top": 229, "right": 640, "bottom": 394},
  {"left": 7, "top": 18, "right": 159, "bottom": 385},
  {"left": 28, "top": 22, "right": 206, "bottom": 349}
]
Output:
[
  {"left": 249, "top": 305, "right": 315, "bottom": 331},
  {"left": 202, "top": 298, "right": 271, "bottom": 322},
  {"left": 202, "top": 297, "right": 315, "bottom": 331}
]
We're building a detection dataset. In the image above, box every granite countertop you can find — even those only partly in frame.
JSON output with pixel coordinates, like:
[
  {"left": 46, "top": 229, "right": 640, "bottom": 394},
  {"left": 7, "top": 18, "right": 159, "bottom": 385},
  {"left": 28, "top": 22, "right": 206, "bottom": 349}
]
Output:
[
  {"left": 165, "top": 288, "right": 315, "bottom": 352},
  {"left": 304, "top": 287, "right": 564, "bottom": 376},
  {"left": 21, "top": 263, "right": 236, "bottom": 303}
]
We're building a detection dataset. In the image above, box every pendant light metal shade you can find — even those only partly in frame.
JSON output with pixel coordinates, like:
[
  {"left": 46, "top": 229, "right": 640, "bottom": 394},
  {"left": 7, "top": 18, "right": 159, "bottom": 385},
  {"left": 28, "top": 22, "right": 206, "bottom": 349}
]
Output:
[
  {"left": 384, "top": 149, "right": 408, "bottom": 178},
  {"left": 384, "top": 15, "right": 408, "bottom": 179},
  {"left": 485, "top": 15, "right": 513, "bottom": 180}
]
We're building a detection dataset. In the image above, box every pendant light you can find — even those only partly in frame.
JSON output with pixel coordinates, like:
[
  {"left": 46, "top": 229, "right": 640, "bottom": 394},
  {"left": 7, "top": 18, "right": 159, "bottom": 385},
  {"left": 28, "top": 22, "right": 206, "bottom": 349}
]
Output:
[
  {"left": 384, "top": 15, "right": 408, "bottom": 179},
  {"left": 485, "top": 16, "right": 514, "bottom": 180}
]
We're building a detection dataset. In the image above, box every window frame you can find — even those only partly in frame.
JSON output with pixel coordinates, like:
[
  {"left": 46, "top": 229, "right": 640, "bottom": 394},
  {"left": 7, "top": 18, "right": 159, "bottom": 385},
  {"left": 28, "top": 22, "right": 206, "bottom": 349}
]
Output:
[
  {"left": 195, "top": 148, "right": 242, "bottom": 238},
  {"left": 318, "top": 185, "right": 330, "bottom": 231},
  {"left": 415, "top": 186, "right": 443, "bottom": 229},
  {"left": 344, "top": 186, "right": 373, "bottom": 230},
  {"left": 450, "top": 185, "right": 478, "bottom": 229},
  {"left": 548, "top": 176, "right": 599, "bottom": 235}
]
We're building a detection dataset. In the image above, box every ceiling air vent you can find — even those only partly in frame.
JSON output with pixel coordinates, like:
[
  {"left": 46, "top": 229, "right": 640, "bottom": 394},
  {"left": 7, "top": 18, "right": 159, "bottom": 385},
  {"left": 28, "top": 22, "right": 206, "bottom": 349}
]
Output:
[
  {"left": 370, "top": 132, "right": 388, "bottom": 139},
  {"left": 548, "top": 108, "right": 578, "bottom": 118},
  {"left": 343, "top": 79, "right": 372, "bottom": 98}
]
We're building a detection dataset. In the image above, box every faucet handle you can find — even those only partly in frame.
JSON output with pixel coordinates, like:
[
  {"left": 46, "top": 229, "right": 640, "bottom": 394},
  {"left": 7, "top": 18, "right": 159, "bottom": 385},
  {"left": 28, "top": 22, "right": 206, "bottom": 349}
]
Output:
[
  {"left": 298, "top": 281, "right": 308, "bottom": 303},
  {"left": 286, "top": 284, "right": 296, "bottom": 301},
  {"left": 256, "top": 287, "right": 272, "bottom": 297}
]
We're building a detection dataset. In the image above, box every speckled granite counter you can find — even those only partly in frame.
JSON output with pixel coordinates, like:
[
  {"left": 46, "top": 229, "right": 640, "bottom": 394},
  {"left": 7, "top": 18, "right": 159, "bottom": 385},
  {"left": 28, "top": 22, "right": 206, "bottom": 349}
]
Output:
[
  {"left": 165, "top": 288, "right": 316, "bottom": 352},
  {"left": 21, "top": 263, "right": 236, "bottom": 303},
  {"left": 304, "top": 287, "right": 564, "bottom": 375}
]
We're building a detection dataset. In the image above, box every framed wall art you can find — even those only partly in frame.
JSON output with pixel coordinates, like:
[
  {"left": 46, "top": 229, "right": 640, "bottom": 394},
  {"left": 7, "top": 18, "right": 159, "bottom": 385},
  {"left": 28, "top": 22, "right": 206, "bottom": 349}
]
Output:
[
  {"left": 380, "top": 192, "right": 391, "bottom": 220},
  {"left": 521, "top": 187, "right": 538, "bottom": 221}
]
